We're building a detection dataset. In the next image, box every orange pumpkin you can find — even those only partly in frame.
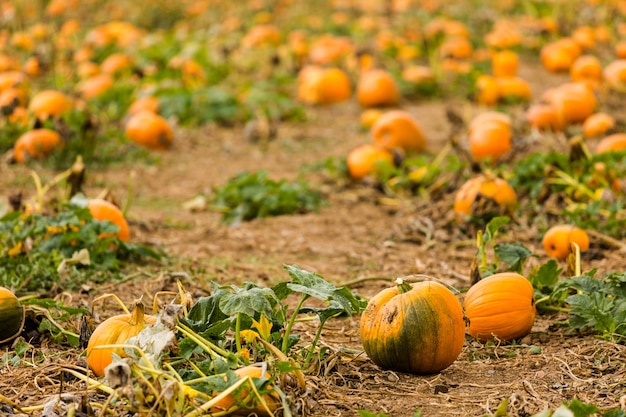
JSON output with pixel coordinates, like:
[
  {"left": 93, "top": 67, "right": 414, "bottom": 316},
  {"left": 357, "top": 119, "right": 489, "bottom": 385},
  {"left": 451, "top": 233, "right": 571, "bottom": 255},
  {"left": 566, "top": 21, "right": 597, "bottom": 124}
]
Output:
[
  {"left": 603, "top": 59, "right": 626, "bottom": 90},
  {"left": 544, "top": 82, "right": 597, "bottom": 126},
  {"left": 0, "top": 287, "right": 25, "bottom": 344},
  {"left": 371, "top": 110, "right": 426, "bottom": 152},
  {"left": 125, "top": 110, "right": 173, "bottom": 150},
  {"left": 86, "top": 301, "right": 157, "bottom": 377},
  {"left": 464, "top": 272, "right": 536, "bottom": 342},
  {"left": 346, "top": 144, "right": 394, "bottom": 180},
  {"left": 76, "top": 73, "right": 114, "bottom": 100},
  {"left": 526, "top": 104, "right": 563, "bottom": 132},
  {"left": 356, "top": 69, "right": 400, "bottom": 108},
  {"left": 210, "top": 365, "right": 280, "bottom": 415},
  {"left": 475, "top": 75, "right": 500, "bottom": 106},
  {"left": 454, "top": 175, "right": 517, "bottom": 222},
  {"left": 297, "top": 66, "right": 352, "bottom": 105},
  {"left": 583, "top": 113, "right": 615, "bottom": 138},
  {"left": 28, "top": 90, "right": 73, "bottom": 119},
  {"left": 13, "top": 129, "right": 63, "bottom": 163},
  {"left": 468, "top": 119, "right": 512, "bottom": 163},
  {"left": 596, "top": 133, "right": 626, "bottom": 154},
  {"left": 542, "top": 224, "right": 589, "bottom": 260},
  {"left": 492, "top": 50, "right": 519, "bottom": 78},
  {"left": 360, "top": 279, "right": 465, "bottom": 374},
  {"left": 128, "top": 96, "right": 160, "bottom": 115},
  {"left": 87, "top": 199, "right": 130, "bottom": 242}
]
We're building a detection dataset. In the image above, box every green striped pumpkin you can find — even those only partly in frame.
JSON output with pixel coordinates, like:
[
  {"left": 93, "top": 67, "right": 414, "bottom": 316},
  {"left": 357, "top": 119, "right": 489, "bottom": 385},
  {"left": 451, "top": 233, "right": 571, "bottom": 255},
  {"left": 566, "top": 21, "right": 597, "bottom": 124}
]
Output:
[
  {"left": 0, "top": 287, "right": 25, "bottom": 344},
  {"left": 360, "top": 279, "right": 465, "bottom": 374}
]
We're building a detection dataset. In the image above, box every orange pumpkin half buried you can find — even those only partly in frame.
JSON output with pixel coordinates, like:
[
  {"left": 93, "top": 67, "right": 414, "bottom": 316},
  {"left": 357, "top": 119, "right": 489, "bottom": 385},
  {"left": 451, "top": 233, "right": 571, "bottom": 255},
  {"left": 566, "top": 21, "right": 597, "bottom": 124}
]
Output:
[{"left": 87, "top": 199, "right": 130, "bottom": 242}]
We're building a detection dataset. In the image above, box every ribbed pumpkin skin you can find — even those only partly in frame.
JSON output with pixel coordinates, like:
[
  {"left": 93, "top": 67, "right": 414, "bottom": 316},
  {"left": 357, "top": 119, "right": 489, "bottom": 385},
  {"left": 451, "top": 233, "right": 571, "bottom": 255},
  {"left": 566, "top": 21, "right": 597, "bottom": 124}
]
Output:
[
  {"left": 0, "top": 287, "right": 25, "bottom": 344},
  {"left": 464, "top": 272, "right": 536, "bottom": 342},
  {"left": 86, "top": 304, "right": 157, "bottom": 377},
  {"left": 360, "top": 281, "right": 465, "bottom": 374}
]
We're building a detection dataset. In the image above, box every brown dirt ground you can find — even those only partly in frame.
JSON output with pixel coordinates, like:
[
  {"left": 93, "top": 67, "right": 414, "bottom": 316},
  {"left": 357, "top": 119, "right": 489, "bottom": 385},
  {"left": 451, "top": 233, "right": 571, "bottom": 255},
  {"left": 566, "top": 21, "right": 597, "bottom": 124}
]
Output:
[{"left": 1, "top": 62, "right": 626, "bottom": 417}]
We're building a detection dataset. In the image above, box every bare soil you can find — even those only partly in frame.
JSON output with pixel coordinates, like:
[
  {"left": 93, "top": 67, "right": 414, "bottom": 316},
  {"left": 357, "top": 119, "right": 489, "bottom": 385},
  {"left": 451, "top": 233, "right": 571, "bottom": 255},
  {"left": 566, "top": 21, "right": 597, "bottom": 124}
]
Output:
[{"left": 1, "top": 63, "right": 626, "bottom": 417}]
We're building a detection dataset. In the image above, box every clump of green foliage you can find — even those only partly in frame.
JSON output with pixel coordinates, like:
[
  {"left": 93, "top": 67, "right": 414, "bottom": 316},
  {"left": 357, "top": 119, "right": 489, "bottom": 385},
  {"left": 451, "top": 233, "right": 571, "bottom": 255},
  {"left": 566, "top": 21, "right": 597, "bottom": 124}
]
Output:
[
  {"left": 212, "top": 170, "right": 324, "bottom": 225},
  {"left": 0, "top": 197, "right": 162, "bottom": 292}
]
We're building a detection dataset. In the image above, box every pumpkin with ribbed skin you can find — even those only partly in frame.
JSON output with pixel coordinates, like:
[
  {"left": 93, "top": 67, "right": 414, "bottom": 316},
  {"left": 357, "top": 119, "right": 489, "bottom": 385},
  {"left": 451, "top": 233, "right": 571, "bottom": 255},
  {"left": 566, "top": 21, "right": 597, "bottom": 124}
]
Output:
[
  {"left": 0, "top": 287, "right": 25, "bottom": 344},
  {"left": 360, "top": 279, "right": 465, "bottom": 374},
  {"left": 86, "top": 301, "right": 157, "bottom": 377},
  {"left": 464, "top": 272, "right": 535, "bottom": 342}
]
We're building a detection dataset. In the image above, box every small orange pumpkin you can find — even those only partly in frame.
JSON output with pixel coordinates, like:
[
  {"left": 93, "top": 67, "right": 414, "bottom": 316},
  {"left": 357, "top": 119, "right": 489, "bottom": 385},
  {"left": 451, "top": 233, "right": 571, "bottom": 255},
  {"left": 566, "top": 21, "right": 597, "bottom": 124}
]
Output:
[
  {"left": 371, "top": 110, "right": 426, "bottom": 152},
  {"left": 346, "top": 144, "right": 394, "bottom": 180},
  {"left": 0, "top": 287, "right": 25, "bottom": 344},
  {"left": 583, "top": 113, "right": 615, "bottom": 138},
  {"left": 454, "top": 175, "right": 517, "bottom": 222},
  {"left": 125, "top": 110, "right": 173, "bottom": 150},
  {"left": 356, "top": 69, "right": 400, "bottom": 108},
  {"left": 360, "top": 279, "right": 465, "bottom": 374},
  {"left": 468, "top": 117, "right": 512, "bottom": 163},
  {"left": 87, "top": 199, "right": 130, "bottom": 242},
  {"left": 542, "top": 224, "right": 590, "bottom": 260},
  {"left": 86, "top": 300, "right": 157, "bottom": 377},
  {"left": 595, "top": 133, "right": 626, "bottom": 154},
  {"left": 297, "top": 66, "right": 351, "bottom": 105},
  {"left": 464, "top": 272, "right": 536, "bottom": 342},
  {"left": 210, "top": 365, "right": 280, "bottom": 415},
  {"left": 28, "top": 90, "right": 73, "bottom": 120},
  {"left": 13, "top": 129, "right": 63, "bottom": 163}
]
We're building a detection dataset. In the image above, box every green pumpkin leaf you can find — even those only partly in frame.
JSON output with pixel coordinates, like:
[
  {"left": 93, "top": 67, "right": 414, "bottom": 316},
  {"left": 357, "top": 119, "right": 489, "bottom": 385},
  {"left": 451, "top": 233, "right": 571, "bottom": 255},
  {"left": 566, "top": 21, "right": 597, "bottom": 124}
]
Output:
[
  {"left": 283, "top": 264, "right": 363, "bottom": 315},
  {"left": 530, "top": 260, "right": 561, "bottom": 289},
  {"left": 219, "top": 284, "right": 278, "bottom": 317},
  {"left": 566, "top": 399, "right": 599, "bottom": 417},
  {"left": 484, "top": 216, "right": 510, "bottom": 243},
  {"left": 494, "top": 242, "right": 534, "bottom": 273}
]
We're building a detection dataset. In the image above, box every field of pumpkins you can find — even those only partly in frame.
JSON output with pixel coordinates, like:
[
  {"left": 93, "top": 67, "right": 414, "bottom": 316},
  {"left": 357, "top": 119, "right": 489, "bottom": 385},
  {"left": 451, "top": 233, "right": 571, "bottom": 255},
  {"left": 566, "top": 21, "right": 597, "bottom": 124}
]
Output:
[{"left": 3, "top": 0, "right": 626, "bottom": 416}]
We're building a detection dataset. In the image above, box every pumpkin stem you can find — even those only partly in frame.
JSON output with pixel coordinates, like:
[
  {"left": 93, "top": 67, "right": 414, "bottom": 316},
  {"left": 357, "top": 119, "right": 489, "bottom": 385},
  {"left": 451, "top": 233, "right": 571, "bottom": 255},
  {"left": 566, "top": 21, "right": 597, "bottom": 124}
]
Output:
[
  {"left": 128, "top": 300, "right": 146, "bottom": 326},
  {"left": 394, "top": 277, "right": 413, "bottom": 294}
]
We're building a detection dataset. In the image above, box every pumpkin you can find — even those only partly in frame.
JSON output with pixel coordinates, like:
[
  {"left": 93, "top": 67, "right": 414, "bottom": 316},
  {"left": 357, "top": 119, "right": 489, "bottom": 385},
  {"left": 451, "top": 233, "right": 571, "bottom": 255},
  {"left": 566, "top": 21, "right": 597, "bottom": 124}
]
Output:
[
  {"left": 13, "top": 129, "right": 63, "bottom": 163},
  {"left": 0, "top": 287, "right": 25, "bottom": 344},
  {"left": 464, "top": 272, "right": 536, "bottom": 342},
  {"left": 346, "top": 144, "right": 394, "bottom": 180},
  {"left": 453, "top": 175, "right": 517, "bottom": 222},
  {"left": 210, "top": 365, "right": 280, "bottom": 416},
  {"left": 296, "top": 66, "right": 352, "bottom": 105},
  {"left": 542, "top": 224, "right": 589, "bottom": 260},
  {"left": 125, "top": 110, "right": 173, "bottom": 150},
  {"left": 356, "top": 69, "right": 400, "bottom": 108},
  {"left": 86, "top": 300, "right": 157, "bottom": 377},
  {"left": 371, "top": 110, "right": 427, "bottom": 152},
  {"left": 360, "top": 279, "right": 466, "bottom": 374},
  {"left": 87, "top": 199, "right": 131, "bottom": 242},
  {"left": 28, "top": 90, "right": 73, "bottom": 119}
]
